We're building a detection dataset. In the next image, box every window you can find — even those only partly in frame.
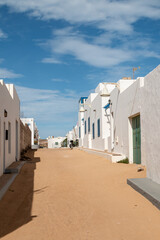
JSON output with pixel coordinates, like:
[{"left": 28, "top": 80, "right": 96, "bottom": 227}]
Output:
[
  {"left": 85, "top": 121, "right": 86, "bottom": 134},
  {"left": 55, "top": 142, "right": 58, "bottom": 145},
  {"left": 88, "top": 117, "right": 90, "bottom": 133},
  {"left": 79, "top": 126, "right": 81, "bottom": 138},
  {"left": 92, "top": 123, "right": 95, "bottom": 139},
  {"left": 8, "top": 122, "right": 11, "bottom": 153},
  {"left": 97, "top": 119, "right": 100, "bottom": 137}
]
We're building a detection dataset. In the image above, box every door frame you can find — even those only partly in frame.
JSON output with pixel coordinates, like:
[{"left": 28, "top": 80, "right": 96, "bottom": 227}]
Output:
[
  {"left": 3, "top": 122, "right": 6, "bottom": 172},
  {"left": 15, "top": 120, "right": 18, "bottom": 161},
  {"left": 128, "top": 113, "right": 141, "bottom": 164}
]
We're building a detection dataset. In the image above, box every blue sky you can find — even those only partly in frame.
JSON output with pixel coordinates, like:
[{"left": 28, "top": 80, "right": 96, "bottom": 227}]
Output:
[{"left": 0, "top": 1, "right": 160, "bottom": 138}]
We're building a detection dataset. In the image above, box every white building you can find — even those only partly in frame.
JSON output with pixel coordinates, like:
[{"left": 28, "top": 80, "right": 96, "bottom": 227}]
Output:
[
  {"left": 66, "top": 131, "right": 73, "bottom": 147},
  {"left": 66, "top": 124, "right": 78, "bottom": 147},
  {"left": 48, "top": 136, "right": 65, "bottom": 148},
  {"left": 108, "top": 65, "right": 160, "bottom": 184},
  {"left": 78, "top": 83, "right": 116, "bottom": 151},
  {"left": 0, "top": 80, "right": 20, "bottom": 176},
  {"left": 69, "top": 65, "right": 160, "bottom": 185},
  {"left": 21, "top": 118, "right": 39, "bottom": 149}
]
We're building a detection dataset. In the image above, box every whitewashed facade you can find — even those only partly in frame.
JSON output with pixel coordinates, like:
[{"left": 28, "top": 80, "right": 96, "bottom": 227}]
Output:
[
  {"left": 0, "top": 80, "right": 20, "bottom": 176},
  {"left": 68, "top": 65, "right": 160, "bottom": 184},
  {"left": 48, "top": 137, "right": 65, "bottom": 148},
  {"left": 66, "top": 124, "right": 78, "bottom": 147},
  {"left": 21, "top": 118, "right": 39, "bottom": 149},
  {"left": 66, "top": 131, "right": 73, "bottom": 147},
  {"left": 78, "top": 83, "right": 116, "bottom": 151},
  {"left": 109, "top": 65, "right": 160, "bottom": 184},
  {"left": 108, "top": 78, "right": 142, "bottom": 161}
]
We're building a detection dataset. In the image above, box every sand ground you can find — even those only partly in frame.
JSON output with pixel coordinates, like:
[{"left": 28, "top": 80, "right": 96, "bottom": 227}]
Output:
[{"left": 0, "top": 148, "right": 160, "bottom": 240}]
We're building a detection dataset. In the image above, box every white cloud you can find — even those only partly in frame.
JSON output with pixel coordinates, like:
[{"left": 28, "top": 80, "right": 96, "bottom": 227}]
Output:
[
  {"left": 0, "top": 68, "right": 23, "bottom": 78},
  {"left": 1, "top": 1, "right": 159, "bottom": 69},
  {"left": 64, "top": 89, "right": 77, "bottom": 97},
  {"left": 16, "top": 85, "right": 93, "bottom": 137},
  {"left": 40, "top": 27, "right": 160, "bottom": 69},
  {"left": 41, "top": 57, "right": 63, "bottom": 64},
  {"left": 0, "top": 29, "right": 7, "bottom": 39},
  {"left": 45, "top": 28, "right": 134, "bottom": 68},
  {"left": 141, "top": 51, "right": 160, "bottom": 59},
  {"left": 0, "top": 1, "right": 160, "bottom": 33},
  {"left": 103, "top": 66, "right": 134, "bottom": 82},
  {"left": 86, "top": 66, "right": 132, "bottom": 84},
  {"left": 16, "top": 86, "right": 59, "bottom": 102},
  {"left": 16, "top": 85, "right": 78, "bottom": 122}
]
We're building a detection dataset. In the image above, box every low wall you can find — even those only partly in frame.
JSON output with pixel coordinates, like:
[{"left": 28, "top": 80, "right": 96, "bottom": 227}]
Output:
[{"left": 20, "top": 120, "right": 31, "bottom": 154}]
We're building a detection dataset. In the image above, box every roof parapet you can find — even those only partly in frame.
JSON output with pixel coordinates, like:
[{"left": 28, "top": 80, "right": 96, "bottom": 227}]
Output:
[
  {"left": 0, "top": 79, "right": 4, "bottom": 85},
  {"left": 6, "top": 84, "right": 14, "bottom": 99}
]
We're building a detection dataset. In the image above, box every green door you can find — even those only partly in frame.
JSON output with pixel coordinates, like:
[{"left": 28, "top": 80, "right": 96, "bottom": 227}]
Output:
[{"left": 132, "top": 115, "right": 141, "bottom": 164}]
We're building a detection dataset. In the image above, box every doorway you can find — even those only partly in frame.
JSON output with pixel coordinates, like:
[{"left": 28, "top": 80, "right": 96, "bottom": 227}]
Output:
[
  {"left": 15, "top": 120, "right": 18, "bottom": 161},
  {"left": 132, "top": 115, "right": 141, "bottom": 164},
  {"left": 3, "top": 122, "right": 5, "bottom": 172}
]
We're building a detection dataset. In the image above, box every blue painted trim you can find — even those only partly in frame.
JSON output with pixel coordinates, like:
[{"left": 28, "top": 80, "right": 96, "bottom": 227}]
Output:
[
  {"left": 79, "top": 97, "right": 88, "bottom": 103},
  {"left": 104, "top": 103, "right": 110, "bottom": 109}
]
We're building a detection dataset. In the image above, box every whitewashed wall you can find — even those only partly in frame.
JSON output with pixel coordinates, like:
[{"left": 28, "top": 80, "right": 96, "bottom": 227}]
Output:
[
  {"left": 78, "top": 99, "right": 86, "bottom": 147},
  {"left": 66, "top": 124, "right": 78, "bottom": 147},
  {"left": 69, "top": 65, "right": 160, "bottom": 184},
  {"left": 0, "top": 80, "right": 20, "bottom": 176},
  {"left": 66, "top": 131, "right": 73, "bottom": 147},
  {"left": 140, "top": 65, "right": 160, "bottom": 184},
  {"left": 48, "top": 137, "right": 65, "bottom": 148},
  {"left": 78, "top": 83, "right": 115, "bottom": 151},
  {"left": 109, "top": 79, "right": 142, "bottom": 162},
  {"left": 73, "top": 124, "right": 78, "bottom": 141},
  {"left": 109, "top": 65, "right": 160, "bottom": 184},
  {"left": 21, "top": 118, "right": 39, "bottom": 148}
]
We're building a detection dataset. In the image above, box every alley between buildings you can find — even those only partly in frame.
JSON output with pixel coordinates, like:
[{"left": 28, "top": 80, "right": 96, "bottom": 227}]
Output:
[{"left": 0, "top": 148, "right": 160, "bottom": 240}]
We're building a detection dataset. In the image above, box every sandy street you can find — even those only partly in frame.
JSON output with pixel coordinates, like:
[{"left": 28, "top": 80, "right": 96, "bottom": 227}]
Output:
[{"left": 0, "top": 149, "right": 160, "bottom": 240}]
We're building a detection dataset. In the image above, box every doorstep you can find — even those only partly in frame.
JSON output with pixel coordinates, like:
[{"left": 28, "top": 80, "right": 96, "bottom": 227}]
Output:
[
  {"left": 0, "top": 161, "right": 25, "bottom": 201},
  {"left": 79, "top": 148, "right": 124, "bottom": 162},
  {"left": 127, "top": 178, "right": 160, "bottom": 210}
]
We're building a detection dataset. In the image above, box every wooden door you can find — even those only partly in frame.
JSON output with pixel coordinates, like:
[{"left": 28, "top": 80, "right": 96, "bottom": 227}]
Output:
[{"left": 132, "top": 115, "right": 141, "bottom": 164}]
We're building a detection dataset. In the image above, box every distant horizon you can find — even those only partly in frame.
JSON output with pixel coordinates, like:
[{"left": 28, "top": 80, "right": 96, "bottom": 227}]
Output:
[{"left": 0, "top": 1, "right": 160, "bottom": 138}]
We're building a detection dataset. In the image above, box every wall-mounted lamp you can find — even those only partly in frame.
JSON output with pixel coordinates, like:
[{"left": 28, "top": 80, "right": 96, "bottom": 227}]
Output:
[
  {"left": 108, "top": 99, "right": 112, "bottom": 105},
  {"left": 4, "top": 109, "right": 7, "bottom": 117},
  {"left": 79, "top": 106, "right": 85, "bottom": 112}
]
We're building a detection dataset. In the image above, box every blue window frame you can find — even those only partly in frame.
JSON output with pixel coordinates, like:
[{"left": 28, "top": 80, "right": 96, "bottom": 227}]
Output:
[
  {"left": 92, "top": 123, "right": 95, "bottom": 139},
  {"left": 79, "top": 126, "right": 81, "bottom": 138},
  {"left": 85, "top": 120, "right": 86, "bottom": 134},
  {"left": 88, "top": 117, "right": 90, "bottom": 133},
  {"left": 97, "top": 119, "right": 100, "bottom": 137}
]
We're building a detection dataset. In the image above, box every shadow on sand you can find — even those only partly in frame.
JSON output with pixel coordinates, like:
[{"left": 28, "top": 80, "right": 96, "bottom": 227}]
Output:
[{"left": 0, "top": 149, "right": 41, "bottom": 238}]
